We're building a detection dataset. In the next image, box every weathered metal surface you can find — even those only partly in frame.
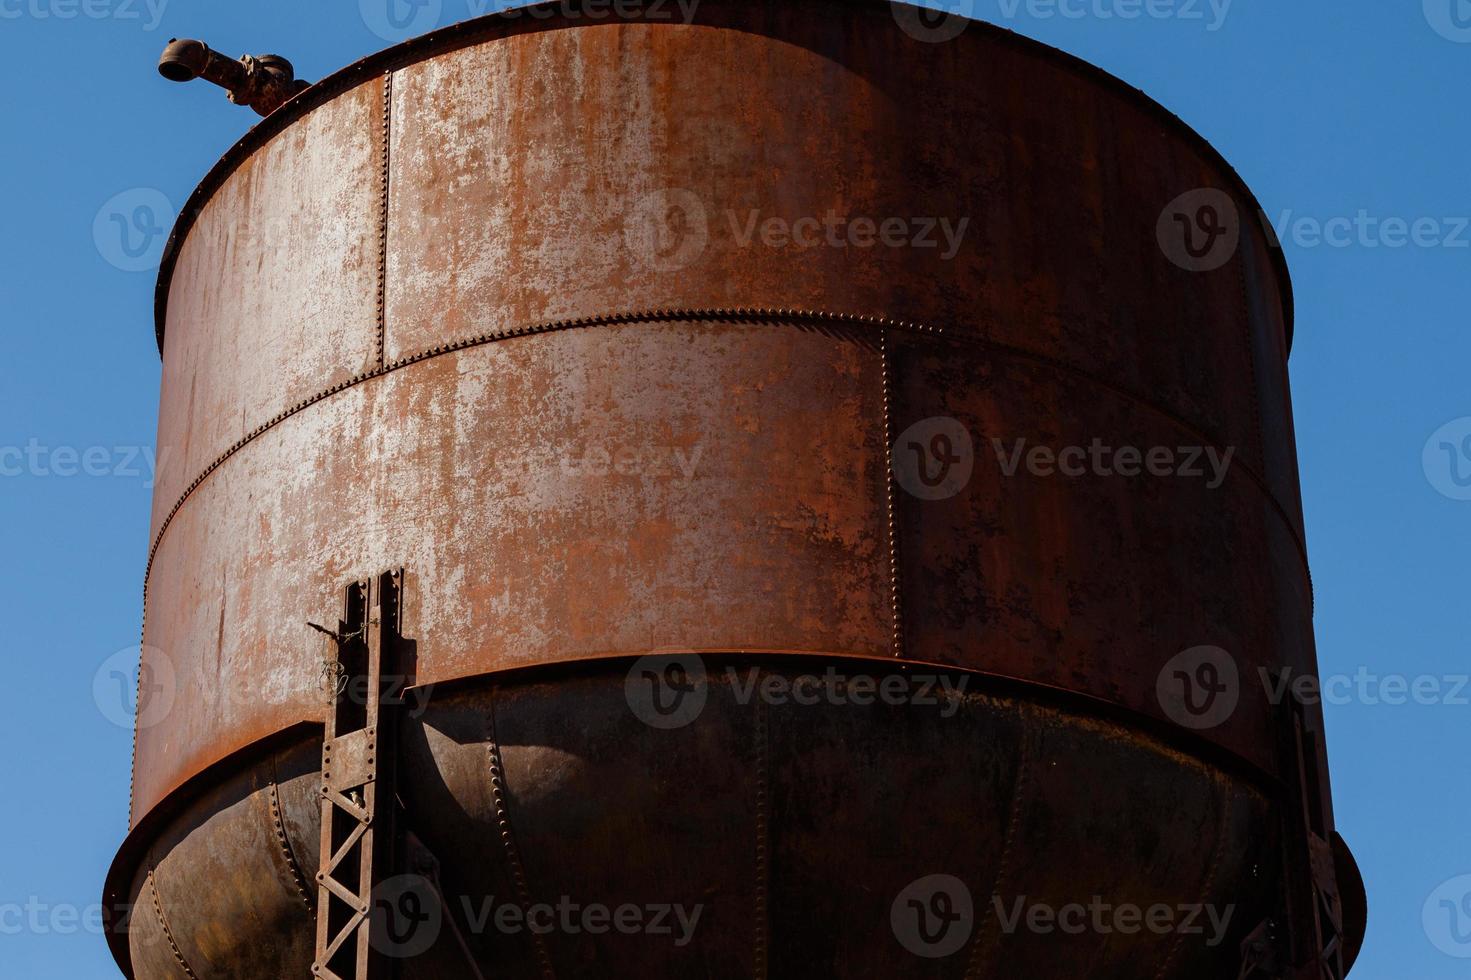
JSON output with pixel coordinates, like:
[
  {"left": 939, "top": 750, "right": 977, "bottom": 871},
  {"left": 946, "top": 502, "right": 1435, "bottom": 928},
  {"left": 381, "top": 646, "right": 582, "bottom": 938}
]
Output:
[
  {"left": 136, "top": 320, "right": 890, "bottom": 818},
  {"left": 149, "top": 77, "right": 382, "bottom": 534},
  {"left": 136, "top": 314, "right": 1308, "bottom": 814},
  {"left": 379, "top": 11, "right": 1287, "bottom": 514},
  {"left": 118, "top": 668, "right": 1279, "bottom": 979},
  {"left": 124, "top": 739, "right": 321, "bottom": 978},
  {"left": 113, "top": 0, "right": 1360, "bottom": 976},
  {"left": 892, "top": 333, "right": 1315, "bottom": 772}
]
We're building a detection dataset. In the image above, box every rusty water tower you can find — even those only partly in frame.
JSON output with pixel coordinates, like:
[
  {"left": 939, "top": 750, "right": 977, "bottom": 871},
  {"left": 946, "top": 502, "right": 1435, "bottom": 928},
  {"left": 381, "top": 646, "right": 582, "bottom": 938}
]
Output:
[{"left": 105, "top": 1, "right": 1366, "bottom": 976}]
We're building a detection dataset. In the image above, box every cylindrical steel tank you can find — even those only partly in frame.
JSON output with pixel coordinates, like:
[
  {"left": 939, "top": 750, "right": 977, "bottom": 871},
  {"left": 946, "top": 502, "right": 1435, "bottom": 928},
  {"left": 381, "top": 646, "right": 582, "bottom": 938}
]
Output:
[{"left": 105, "top": 1, "right": 1365, "bottom": 976}]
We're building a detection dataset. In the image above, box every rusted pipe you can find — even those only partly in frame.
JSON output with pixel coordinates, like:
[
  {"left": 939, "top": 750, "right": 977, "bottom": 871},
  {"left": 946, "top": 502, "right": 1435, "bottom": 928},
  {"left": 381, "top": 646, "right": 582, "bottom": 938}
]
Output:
[{"left": 158, "top": 38, "right": 309, "bottom": 117}]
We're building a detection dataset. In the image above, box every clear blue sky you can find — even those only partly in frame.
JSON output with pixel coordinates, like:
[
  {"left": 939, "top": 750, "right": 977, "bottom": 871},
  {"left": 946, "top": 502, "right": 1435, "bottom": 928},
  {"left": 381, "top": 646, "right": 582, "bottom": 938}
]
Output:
[{"left": 0, "top": 1, "right": 1466, "bottom": 977}]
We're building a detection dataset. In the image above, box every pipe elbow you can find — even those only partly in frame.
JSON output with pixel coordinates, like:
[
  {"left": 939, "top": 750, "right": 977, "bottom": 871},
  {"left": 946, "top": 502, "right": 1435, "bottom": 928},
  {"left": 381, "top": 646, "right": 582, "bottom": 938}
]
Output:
[{"left": 158, "top": 38, "right": 209, "bottom": 83}]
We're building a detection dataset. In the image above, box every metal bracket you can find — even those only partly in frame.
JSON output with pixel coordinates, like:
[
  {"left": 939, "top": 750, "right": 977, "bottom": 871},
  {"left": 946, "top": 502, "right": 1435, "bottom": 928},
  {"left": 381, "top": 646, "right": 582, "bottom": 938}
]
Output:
[
  {"left": 1236, "top": 918, "right": 1282, "bottom": 979},
  {"left": 312, "top": 570, "right": 407, "bottom": 980},
  {"left": 1273, "top": 676, "right": 1348, "bottom": 980}
]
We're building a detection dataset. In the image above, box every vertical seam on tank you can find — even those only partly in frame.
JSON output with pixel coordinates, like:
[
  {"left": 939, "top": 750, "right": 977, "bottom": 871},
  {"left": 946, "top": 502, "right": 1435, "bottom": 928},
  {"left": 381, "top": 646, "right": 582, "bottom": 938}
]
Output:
[
  {"left": 1151, "top": 777, "right": 1230, "bottom": 980},
  {"left": 486, "top": 692, "right": 556, "bottom": 980},
  {"left": 963, "top": 716, "right": 1031, "bottom": 978},
  {"left": 147, "top": 870, "right": 200, "bottom": 980},
  {"left": 1236, "top": 243, "right": 1265, "bottom": 480},
  {"left": 753, "top": 687, "right": 770, "bottom": 979},
  {"left": 267, "top": 757, "right": 315, "bottom": 914},
  {"left": 880, "top": 328, "right": 903, "bottom": 658},
  {"left": 128, "top": 586, "right": 145, "bottom": 829},
  {"left": 376, "top": 70, "right": 393, "bottom": 369}
]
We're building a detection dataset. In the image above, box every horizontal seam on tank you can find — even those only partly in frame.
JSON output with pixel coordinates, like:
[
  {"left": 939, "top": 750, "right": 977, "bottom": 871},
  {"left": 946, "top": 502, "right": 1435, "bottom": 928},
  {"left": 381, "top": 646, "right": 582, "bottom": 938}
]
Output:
[{"left": 140, "top": 307, "right": 1312, "bottom": 591}]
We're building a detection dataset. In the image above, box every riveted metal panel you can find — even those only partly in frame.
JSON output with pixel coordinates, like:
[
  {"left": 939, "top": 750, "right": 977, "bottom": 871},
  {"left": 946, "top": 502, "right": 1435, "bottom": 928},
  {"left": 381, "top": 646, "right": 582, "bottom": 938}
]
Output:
[
  {"left": 134, "top": 320, "right": 889, "bottom": 819},
  {"left": 116, "top": 2, "right": 1354, "bottom": 976},
  {"left": 890, "top": 336, "right": 1313, "bottom": 776},
  {"left": 381, "top": 10, "right": 1291, "bottom": 522},
  {"left": 149, "top": 78, "right": 384, "bottom": 537}
]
